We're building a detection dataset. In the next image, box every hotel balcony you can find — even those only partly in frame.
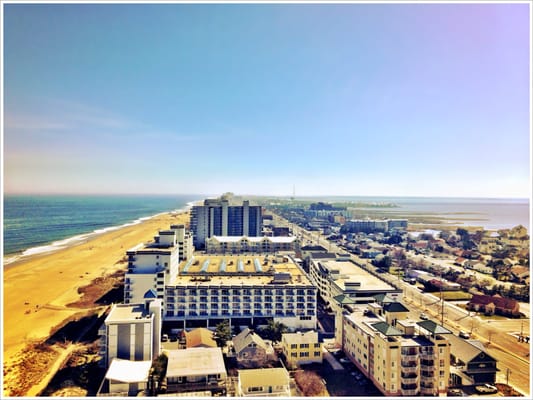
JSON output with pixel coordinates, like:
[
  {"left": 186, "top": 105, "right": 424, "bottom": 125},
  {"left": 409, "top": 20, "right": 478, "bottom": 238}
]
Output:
[
  {"left": 400, "top": 388, "right": 418, "bottom": 396},
  {"left": 400, "top": 377, "right": 419, "bottom": 385},
  {"left": 401, "top": 365, "right": 419, "bottom": 374}
]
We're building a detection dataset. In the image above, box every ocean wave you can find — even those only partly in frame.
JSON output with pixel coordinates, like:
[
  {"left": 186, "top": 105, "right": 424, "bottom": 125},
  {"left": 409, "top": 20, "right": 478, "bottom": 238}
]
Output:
[{"left": 3, "top": 207, "right": 194, "bottom": 266}]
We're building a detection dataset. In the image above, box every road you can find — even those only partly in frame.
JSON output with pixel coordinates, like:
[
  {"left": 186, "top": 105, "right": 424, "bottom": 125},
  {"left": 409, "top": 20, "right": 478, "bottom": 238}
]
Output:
[{"left": 282, "top": 217, "right": 531, "bottom": 396}]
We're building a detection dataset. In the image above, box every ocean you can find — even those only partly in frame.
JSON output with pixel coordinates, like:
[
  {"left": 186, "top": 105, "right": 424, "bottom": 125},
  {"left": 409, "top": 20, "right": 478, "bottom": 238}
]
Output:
[
  {"left": 3, "top": 195, "right": 530, "bottom": 265},
  {"left": 2, "top": 194, "right": 201, "bottom": 264}
]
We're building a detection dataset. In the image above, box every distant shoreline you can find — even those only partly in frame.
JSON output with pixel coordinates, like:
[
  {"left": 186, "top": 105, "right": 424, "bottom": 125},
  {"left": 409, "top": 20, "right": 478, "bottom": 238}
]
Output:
[{"left": 3, "top": 200, "right": 198, "bottom": 268}]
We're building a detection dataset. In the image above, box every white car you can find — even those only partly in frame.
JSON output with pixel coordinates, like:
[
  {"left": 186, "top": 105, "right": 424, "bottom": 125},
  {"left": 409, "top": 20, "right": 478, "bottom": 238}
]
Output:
[
  {"left": 475, "top": 384, "right": 498, "bottom": 394},
  {"left": 419, "top": 313, "right": 429, "bottom": 320}
]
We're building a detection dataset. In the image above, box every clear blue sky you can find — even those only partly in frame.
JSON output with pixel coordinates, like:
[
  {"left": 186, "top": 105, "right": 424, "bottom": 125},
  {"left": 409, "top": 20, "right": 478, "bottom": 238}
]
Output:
[{"left": 3, "top": 3, "right": 531, "bottom": 198}]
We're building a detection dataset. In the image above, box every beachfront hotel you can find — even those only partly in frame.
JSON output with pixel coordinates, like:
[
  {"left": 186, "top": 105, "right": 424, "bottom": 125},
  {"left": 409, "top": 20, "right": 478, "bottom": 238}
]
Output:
[
  {"left": 163, "top": 254, "right": 317, "bottom": 330},
  {"left": 341, "top": 301, "right": 451, "bottom": 396},
  {"left": 124, "top": 224, "right": 193, "bottom": 306},
  {"left": 191, "top": 198, "right": 262, "bottom": 249}
]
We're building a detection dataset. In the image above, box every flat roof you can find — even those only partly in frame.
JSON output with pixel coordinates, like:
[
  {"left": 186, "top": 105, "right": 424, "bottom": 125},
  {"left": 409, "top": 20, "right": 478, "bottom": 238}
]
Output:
[
  {"left": 238, "top": 368, "right": 289, "bottom": 387},
  {"left": 106, "top": 304, "right": 151, "bottom": 323},
  {"left": 210, "top": 235, "right": 296, "bottom": 243},
  {"left": 169, "top": 255, "right": 313, "bottom": 286},
  {"left": 165, "top": 348, "right": 226, "bottom": 377},
  {"left": 105, "top": 359, "right": 152, "bottom": 383},
  {"left": 320, "top": 260, "right": 396, "bottom": 292}
]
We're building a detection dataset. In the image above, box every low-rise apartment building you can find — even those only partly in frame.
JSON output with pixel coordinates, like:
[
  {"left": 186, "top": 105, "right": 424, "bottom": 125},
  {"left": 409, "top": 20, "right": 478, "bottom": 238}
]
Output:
[
  {"left": 342, "top": 305, "right": 451, "bottom": 396},
  {"left": 281, "top": 330, "right": 322, "bottom": 369}
]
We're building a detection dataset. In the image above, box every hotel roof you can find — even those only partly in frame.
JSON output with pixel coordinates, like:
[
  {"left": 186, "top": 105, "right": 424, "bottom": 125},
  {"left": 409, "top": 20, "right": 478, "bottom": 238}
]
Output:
[
  {"left": 169, "top": 255, "right": 313, "bottom": 286},
  {"left": 105, "top": 303, "right": 151, "bottom": 323},
  {"left": 165, "top": 348, "right": 226, "bottom": 378},
  {"left": 209, "top": 235, "right": 296, "bottom": 243}
]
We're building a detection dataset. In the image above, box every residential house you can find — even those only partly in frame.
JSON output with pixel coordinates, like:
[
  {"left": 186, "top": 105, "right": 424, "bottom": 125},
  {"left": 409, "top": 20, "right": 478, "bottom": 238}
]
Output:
[
  {"left": 231, "top": 328, "right": 276, "bottom": 368},
  {"left": 447, "top": 335, "right": 498, "bottom": 385},
  {"left": 281, "top": 330, "right": 322, "bottom": 369},
  {"left": 466, "top": 294, "right": 520, "bottom": 317},
  {"left": 164, "top": 347, "right": 227, "bottom": 396},
  {"left": 472, "top": 263, "right": 493, "bottom": 275},
  {"left": 237, "top": 368, "right": 291, "bottom": 397},
  {"left": 186, "top": 327, "right": 217, "bottom": 348}
]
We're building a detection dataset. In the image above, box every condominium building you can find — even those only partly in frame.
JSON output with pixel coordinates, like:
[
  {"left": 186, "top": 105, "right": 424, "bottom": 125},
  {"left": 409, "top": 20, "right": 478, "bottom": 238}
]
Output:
[
  {"left": 281, "top": 330, "right": 322, "bottom": 369},
  {"left": 99, "top": 293, "right": 163, "bottom": 368},
  {"left": 124, "top": 225, "right": 192, "bottom": 306},
  {"left": 191, "top": 198, "right": 262, "bottom": 249},
  {"left": 164, "top": 255, "right": 317, "bottom": 331},
  {"left": 341, "top": 303, "right": 451, "bottom": 396},
  {"left": 205, "top": 235, "right": 298, "bottom": 254}
]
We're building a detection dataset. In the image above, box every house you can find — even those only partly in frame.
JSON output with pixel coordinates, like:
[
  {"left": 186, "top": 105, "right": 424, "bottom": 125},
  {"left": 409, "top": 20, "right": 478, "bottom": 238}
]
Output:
[
  {"left": 466, "top": 294, "right": 520, "bottom": 317},
  {"left": 237, "top": 368, "right": 291, "bottom": 397},
  {"left": 447, "top": 335, "right": 498, "bottom": 385},
  {"left": 97, "top": 358, "right": 152, "bottom": 396},
  {"left": 281, "top": 330, "right": 322, "bottom": 369},
  {"left": 472, "top": 263, "right": 493, "bottom": 275},
  {"left": 186, "top": 327, "right": 217, "bottom": 348},
  {"left": 164, "top": 347, "right": 227, "bottom": 396},
  {"left": 510, "top": 265, "right": 530, "bottom": 283},
  {"left": 231, "top": 328, "right": 276, "bottom": 368}
]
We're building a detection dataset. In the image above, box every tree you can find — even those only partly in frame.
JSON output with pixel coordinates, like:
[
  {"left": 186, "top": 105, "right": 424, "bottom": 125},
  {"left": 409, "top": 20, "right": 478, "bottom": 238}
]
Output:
[
  {"left": 261, "top": 320, "right": 288, "bottom": 343},
  {"left": 214, "top": 320, "right": 232, "bottom": 348}
]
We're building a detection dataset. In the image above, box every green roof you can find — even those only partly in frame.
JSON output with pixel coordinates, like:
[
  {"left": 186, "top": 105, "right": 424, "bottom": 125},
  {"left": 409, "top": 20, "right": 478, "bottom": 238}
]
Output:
[
  {"left": 373, "top": 293, "right": 396, "bottom": 304},
  {"left": 416, "top": 320, "right": 452, "bottom": 335},
  {"left": 383, "top": 302, "right": 409, "bottom": 313},
  {"left": 371, "top": 322, "right": 404, "bottom": 336},
  {"left": 332, "top": 294, "right": 358, "bottom": 305}
]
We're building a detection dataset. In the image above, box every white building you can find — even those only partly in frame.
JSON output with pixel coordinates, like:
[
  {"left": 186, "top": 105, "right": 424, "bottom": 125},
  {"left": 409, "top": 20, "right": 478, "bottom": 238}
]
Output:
[
  {"left": 205, "top": 235, "right": 298, "bottom": 254},
  {"left": 164, "top": 255, "right": 317, "bottom": 331},
  {"left": 124, "top": 225, "right": 192, "bottom": 306},
  {"left": 100, "top": 292, "right": 162, "bottom": 368}
]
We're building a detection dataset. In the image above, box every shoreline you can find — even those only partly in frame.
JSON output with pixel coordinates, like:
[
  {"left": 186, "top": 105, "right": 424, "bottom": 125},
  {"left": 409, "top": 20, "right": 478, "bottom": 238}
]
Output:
[
  {"left": 3, "top": 201, "right": 198, "bottom": 268},
  {"left": 2, "top": 209, "right": 191, "bottom": 395}
]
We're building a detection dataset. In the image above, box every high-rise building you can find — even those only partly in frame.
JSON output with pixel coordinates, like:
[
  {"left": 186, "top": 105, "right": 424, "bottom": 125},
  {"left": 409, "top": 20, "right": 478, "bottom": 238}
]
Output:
[{"left": 191, "top": 198, "right": 262, "bottom": 248}]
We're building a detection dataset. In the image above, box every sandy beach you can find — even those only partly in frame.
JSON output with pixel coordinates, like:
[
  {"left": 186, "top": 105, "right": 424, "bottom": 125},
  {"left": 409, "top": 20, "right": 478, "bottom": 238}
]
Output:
[{"left": 3, "top": 211, "right": 189, "bottom": 395}]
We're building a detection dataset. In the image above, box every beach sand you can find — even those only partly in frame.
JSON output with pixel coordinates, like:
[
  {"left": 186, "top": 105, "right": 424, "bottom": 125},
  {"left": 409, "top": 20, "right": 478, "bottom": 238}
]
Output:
[{"left": 3, "top": 211, "right": 189, "bottom": 395}]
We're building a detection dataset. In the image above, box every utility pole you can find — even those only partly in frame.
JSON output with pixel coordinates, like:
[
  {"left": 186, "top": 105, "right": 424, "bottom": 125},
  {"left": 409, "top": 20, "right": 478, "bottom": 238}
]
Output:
[{"left": 506, "top": 368, "right": 511, "bottom": 386}]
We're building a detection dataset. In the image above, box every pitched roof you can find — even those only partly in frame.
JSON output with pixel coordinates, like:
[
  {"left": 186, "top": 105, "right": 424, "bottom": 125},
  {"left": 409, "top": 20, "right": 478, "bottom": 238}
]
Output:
[
  {"left": 416, "top": 320, "right": 452, "bottom": 335},
  {"left": 186, "top": 328, "right": 217, "bottom": 348},
  {"left": 373, "top": 293, "right": 396, "bottom": 304},
  {"left": 468, "top": 294, "right": 519, "bottom": 310},
  {"left": 371, "top": 322, "right": 403, "bottom": 336},
  {"left": 383, "top": 302, "right": 409, "bottom": 313},
  {"left": 143, "top": 289, "right": 157, "bottom": 299},
  {"left": 233, "top": 328, "right": 268, "bottom": 353},
  {"left": 332, "top": 294, "right": 358, "bottom": 305},
  {"left": 446, "top": 335, "right": 496, "bottom": 363}
]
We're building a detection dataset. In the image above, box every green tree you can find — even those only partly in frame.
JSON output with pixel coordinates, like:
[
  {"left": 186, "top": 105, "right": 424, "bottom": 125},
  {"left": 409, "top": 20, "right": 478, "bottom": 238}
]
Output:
[
  {"left": 261, "top": 320, "right": 288, "bottom": 343},
  {"left": 214, "top": 320, "right": 232, "bottom": 348}
]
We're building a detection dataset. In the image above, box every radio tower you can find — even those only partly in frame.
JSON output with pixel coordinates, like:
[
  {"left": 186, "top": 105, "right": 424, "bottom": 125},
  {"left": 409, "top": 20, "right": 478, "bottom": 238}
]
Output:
[{"left": 291, "top": 184, "right": 295, "bottom": 201}]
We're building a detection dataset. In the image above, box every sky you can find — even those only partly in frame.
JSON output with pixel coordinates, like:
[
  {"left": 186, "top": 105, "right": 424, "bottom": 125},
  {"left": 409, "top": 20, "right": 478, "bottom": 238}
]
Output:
[{"left": 2, "top": 2, "right": 531, "bottom": 198}]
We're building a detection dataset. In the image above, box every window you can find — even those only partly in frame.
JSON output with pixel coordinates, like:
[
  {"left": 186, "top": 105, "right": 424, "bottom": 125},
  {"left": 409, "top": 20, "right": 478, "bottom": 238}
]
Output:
[
  {"left": 314, "top": 351, "right": 321, "bottom": 357},
  {"left": 291, "top": 344, "right": 297, "bottom": 349},
  {"left": 300, "top": 352, "right": 309, "bottom": 357},
  {"left": 248, "top": 386, "right": 263, "bottom": 393}
]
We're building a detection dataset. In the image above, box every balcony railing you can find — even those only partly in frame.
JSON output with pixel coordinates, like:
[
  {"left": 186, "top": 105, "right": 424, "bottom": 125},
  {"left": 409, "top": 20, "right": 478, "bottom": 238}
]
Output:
[
  {"left": 402, "top": 354, "right": 418, "bottom": 362},
  {"left": 401, "top": 366, "right": 418, "bottom": 374},
  {"left": 401, "top": 377, "right": 418, "bottom": 385},
  {"left": 400, "top": 389, "right": 418, "bottom": 396}
]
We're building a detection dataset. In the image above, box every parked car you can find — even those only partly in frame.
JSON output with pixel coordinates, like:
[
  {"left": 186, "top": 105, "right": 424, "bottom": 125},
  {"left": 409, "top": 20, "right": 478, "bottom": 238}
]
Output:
[
  {"left": 475, "top": 384, "right": 498, "bottom": 394},
  {"left": 419, "top": 313, "right": 429, "bottom": 320},
  {"left": 447, "top": 388, "right": 466, "bottom": 397},
  {"left": 459, "top": 330, "right": 470, "bottom": 339}
]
